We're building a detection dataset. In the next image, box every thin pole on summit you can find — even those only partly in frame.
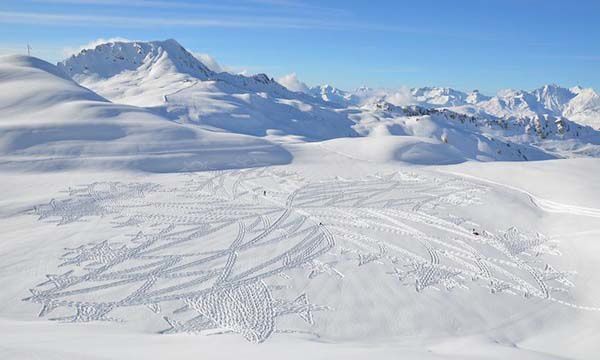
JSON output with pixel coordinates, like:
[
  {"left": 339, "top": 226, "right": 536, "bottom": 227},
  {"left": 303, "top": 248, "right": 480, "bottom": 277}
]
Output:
[{"left": 27, "top": 44, "right": 31, "bottom": 56}]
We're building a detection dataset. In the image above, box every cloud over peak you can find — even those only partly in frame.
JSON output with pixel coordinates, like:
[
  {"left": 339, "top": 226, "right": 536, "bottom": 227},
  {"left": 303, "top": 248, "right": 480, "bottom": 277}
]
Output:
[{"left": 277, "top": 72, "right": 309, "bottom": 93}]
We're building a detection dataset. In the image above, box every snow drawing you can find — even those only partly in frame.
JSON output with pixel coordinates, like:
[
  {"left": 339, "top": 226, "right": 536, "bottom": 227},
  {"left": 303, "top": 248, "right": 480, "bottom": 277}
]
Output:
[{"left": 26, "top": 168, "right": 582, "bottom": 343}]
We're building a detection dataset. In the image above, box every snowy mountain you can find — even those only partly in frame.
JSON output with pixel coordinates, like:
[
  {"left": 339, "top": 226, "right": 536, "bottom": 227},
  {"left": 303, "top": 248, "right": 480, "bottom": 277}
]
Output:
[
  {"left": 411, "top": 87, "right": 468, "bottom": 107},
  {"left": 58, "top": 39, "right": 213, "bottom": 82},
  {"left": 55, "top": 39, "right": 600, "bottom": 161},
  {"left": 61, "top": 38, "right": 597, "bottom": 138},
  {"left": 59, "top": 39, "right": 355, "bottom": 141},
  {"left": 563, "top": 87, "right": 600, "bottom": 128},
  {"left": 465, "top": 89, "right": 491, "bottom": 104},
  {"left": 532, "top": 84, "right": 577, "bottom": 113},
  {"left": 327, "top": 84, "right": 600, "bottom": 130},
  {"left": 304, "top": 82, "right": 600, "bottom": 131},
  {"left": 448, "top": 85, "right": 600, "bottom": 129},
  {"left": 308, "top": 84, "right": 360, "bottom": 106}
]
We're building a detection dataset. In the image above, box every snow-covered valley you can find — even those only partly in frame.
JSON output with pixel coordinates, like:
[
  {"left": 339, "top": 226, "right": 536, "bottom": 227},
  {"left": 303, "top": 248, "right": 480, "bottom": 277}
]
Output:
[{"left": 1, "top": 39, "right": 600, "bottom": 359}]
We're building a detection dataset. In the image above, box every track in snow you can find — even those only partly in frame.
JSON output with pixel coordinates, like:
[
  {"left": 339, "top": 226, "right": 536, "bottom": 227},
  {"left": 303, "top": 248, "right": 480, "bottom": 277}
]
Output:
[{"left": 25, "top": 168, "right": 589, "bottom": 343}]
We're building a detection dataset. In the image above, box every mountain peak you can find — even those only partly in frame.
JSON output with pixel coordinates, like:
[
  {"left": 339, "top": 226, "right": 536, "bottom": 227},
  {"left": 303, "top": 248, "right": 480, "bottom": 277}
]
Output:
[
  {"left": 309, "top": 84, "right": 359, "bottom": 106},
  {"left": 532, "top": 84, "right": 577, "bottom": 114},
  {"left": 58, "top": 39, "right": 213, "bottom": 81},
  {"left": 466, "top": 89, "right": 491, "bottom": 104},
  {"left": 411, "top": 86, "right": 467, "bottom": 107}
]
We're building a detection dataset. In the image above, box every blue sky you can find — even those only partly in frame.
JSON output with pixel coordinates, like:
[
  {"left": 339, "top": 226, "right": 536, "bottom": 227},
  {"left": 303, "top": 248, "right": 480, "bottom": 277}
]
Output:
[{"left": 1, "top": 0, "right": 599, "bottom": 94}]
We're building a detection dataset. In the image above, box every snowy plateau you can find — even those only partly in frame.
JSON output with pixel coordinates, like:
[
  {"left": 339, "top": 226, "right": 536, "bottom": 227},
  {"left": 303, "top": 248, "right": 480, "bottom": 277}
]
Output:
[{"left": 1, "top": 39, "right": 600, "bottom": 360}]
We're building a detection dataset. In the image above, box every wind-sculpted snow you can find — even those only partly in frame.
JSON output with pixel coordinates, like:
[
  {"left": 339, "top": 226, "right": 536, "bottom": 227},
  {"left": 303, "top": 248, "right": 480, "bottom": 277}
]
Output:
[{"left": 24, "top": 168, "right": 596, "bottom": 343}]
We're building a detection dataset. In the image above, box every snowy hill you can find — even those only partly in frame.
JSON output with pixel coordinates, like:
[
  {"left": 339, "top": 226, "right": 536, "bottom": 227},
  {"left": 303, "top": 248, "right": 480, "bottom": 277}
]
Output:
[
  {"left": 0, "top": 55, "right": 291, "bottom": 172},
  {"left": 347, "top": 101, "right": 555, "bottom": 163}
]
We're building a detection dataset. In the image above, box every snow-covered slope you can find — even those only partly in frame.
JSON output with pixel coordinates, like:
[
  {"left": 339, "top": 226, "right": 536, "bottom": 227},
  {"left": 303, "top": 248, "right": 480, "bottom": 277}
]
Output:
[
  {"left": 59, "top": 40, "right": 355, "bottom": 141},
  {"left": 0, "top": 55, "right": 291, "bottom": 172},
  {"left": 347, "top": 102, "right": 555, "bottom": 163}
]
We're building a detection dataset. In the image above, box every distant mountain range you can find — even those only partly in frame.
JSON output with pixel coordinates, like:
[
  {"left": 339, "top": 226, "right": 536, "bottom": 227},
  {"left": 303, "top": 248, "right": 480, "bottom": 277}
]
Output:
[{"left": 307, "top": 84, "right": 600, "bottom": 130}]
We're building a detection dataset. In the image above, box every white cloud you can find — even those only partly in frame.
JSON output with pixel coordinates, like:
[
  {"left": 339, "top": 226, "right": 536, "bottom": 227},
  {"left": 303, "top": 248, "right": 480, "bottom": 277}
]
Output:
[
  {"left": 276, "top": 73, "right": 309, "bottom": 93},
  {"left": 192, "top": 52, "right": 253, "bottom": 75},
  {"left": 192, "top": 53, "right": 224, "bottom": 73},
  {"left": 355, "top": 86, "right": 415, "bottom": 106},
  {"left": 383, "top": 87, "right": 415, "bottom": 106},
  {"left": 63, "top": 37, "right": 132, "bottom": 57},
  {"left": 0, "top": 10, "right": 420, "bottom": 32}
]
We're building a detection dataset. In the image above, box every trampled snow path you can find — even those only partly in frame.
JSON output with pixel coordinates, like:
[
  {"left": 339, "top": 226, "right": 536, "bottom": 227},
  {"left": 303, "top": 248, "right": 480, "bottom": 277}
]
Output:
[{"left": 23, "top": 168, "right": 597, "bottom": 343}]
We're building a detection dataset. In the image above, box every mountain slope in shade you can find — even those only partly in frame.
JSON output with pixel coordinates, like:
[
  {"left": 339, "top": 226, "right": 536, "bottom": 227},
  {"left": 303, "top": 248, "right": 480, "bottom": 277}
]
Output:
[{"left": 0, "top": 55, "right": 291, "bottom": 172}]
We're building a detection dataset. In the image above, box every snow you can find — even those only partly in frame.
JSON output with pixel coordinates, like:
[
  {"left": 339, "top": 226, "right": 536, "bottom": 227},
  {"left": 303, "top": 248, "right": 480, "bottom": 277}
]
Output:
[
  {"left": 411, "top": 87, "right": 468, "bottom": 107},
  {"left": 563, "top": 88, "right": 600, "bottom": 129},
  {"left": 1, "top": 39, "right": 600, "bottom": 359},
  {"left": 0, "top": 54, "right": 291, "bottom": 172},
  {"left": 2, "top": 154, "right": 600, "bottom": 359},
  {"left": 58, "top": 40, "right": 353, "bottom": 141}
]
